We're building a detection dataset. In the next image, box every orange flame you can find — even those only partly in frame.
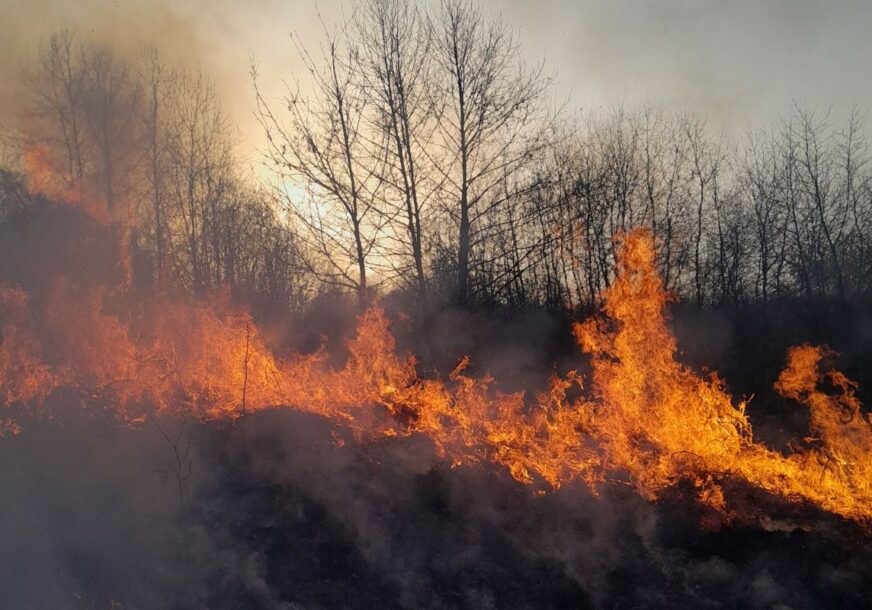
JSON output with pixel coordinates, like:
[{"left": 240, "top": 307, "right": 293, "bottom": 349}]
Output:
[
  {"left": 573, "top": 230, "right": 753, "bottom": 504},
  {"left": 2, "top": 228, "right": 872, "bottom": 528},
  {"left": 22, "top": 146, "right": 111, "bottom": 224}
]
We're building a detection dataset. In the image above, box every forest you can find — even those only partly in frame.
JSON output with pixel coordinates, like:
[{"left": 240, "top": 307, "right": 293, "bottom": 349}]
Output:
[{"left": 2, "top": 1, "right": 869, "bottom": 328}]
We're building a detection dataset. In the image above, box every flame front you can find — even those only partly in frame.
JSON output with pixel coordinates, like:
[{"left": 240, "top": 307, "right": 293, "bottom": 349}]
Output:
[{"left": 2, "top": 227, "right": 871, "bottom": 528}]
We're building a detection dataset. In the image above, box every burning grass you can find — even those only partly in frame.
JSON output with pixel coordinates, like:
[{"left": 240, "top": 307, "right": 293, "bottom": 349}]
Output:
[{"left": 2, "top": 221, "right": 871, "bottom": 530}]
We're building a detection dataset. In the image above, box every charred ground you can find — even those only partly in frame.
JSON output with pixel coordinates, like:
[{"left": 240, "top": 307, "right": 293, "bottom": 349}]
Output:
[{"left": 3, "top": 408, "right": 872, "bottom": 609}]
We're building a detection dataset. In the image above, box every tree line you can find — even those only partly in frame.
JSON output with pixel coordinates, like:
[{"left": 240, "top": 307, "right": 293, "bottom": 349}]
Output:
[
  {"left": 3, "top": 0, "right": 871, "bottom": 323},
  {"left": 5, "top": 29, "right": 312, "bottom": 311},
  {"left": 255, "top": 0, "right": 872, "bottom": 318}
]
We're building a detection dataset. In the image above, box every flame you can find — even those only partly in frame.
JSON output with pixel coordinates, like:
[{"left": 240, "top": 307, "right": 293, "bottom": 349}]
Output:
[
  {"left": 2, "top": 227, "right": 872, "bottom": 528},
  {"left": 772, "top": 345, "right": 872, "bottom": 516},
  {"left": 0, "top": 286, "right": 58, "bottom": 408},
  {"left": 21, "top": 146, "right": 132, "bottom": 285},
  {"left": 569, "top": 230, "right": 872, "bottom": 524},
  {"left": 574, "top": 230, "right": 753, "bottom": 499},
  {"left": 22, "top": 146, "right": 111, "bottom": 224}
]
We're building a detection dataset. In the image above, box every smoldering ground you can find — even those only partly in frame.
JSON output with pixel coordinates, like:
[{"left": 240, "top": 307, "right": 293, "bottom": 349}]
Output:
[{"left": 2, "top": 406, "right": 872, "bottom": 609}]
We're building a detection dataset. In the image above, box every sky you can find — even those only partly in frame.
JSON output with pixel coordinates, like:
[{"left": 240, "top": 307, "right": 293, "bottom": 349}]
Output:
[{"left": 2, "top": 0, "right": 871, "bottom": 161}]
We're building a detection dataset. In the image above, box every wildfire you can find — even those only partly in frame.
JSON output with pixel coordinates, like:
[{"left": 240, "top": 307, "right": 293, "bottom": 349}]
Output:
[
  {"left": 1, "top": 224, "right": 871, "bottom": 529},
  {"left": 22, "top": 146, "right": 111, "bottom": 224},
  {"left": 568, "top": 232, "right": 872, "bottom": 524}
]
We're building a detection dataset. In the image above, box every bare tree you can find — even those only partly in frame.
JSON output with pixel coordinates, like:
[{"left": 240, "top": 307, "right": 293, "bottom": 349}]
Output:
[
  {"left": 357, "top": 0, "right": 436, "bottom": 305},
  {"left": 255, "top": 23, "right": 383, "bottom": 308},
  {"left": 166, "top": 66, "right": 233, "bottom": 294},
  {"left": 25, "top": 30, "right": 88, "bottom": 180},
  {"left": 794, "top": 107, "right": 847, "bottom": 304},
  {"left": 682, "top": 115, "right": 721, "bottom": 306},
  {"left": 431, "top": 0, "right": 552, "bottom": 304},
  {"left": 741, "top": 130, "right": 786, "bottom": 308},
  {"left": 139, "top": 46, "right": 175, "bottom": 292},
  {"left": 837, "top": 108, "right": 872, "bottom": 296},
  {"left": 79, "top": 42, "right": 139, "bottom": 215}
]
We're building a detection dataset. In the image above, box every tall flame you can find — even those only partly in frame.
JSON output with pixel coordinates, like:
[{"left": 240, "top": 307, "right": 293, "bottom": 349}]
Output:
[
  {"left": 573, "top": 230, "right": 753, "bottom": 506},
  {"left": 2, "top": 227, "right": 872, "bottom": 527}
]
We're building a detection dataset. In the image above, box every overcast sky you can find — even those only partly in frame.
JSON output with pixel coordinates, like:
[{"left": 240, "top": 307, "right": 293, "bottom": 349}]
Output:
[{"left": 3, "top": 0, "right": 871, "bottom": 159}]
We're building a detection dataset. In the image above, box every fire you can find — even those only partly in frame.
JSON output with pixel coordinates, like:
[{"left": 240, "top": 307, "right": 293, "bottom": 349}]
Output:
[
  {"left": 568, "top": 230, "right": 872, "bottom": 525},
  {"left": 2, "top": 224, "right": 872, "bottom": 529},
  {"left": 0, "top": 286, "right": 57, "bottom": 411},
  {"left": 22, "top": 146, "right": 111, "bottom": 224},
  {"left": 574, "top": 230, "right": 753, "bottom": 501},
  {"left": 772, "top": 345, "right": 872, "bottom": 516}
]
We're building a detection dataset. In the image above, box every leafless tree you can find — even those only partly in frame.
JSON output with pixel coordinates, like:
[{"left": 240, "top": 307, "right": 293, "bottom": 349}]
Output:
[
  {"left": 255, "top": 23, "right": 383, "bottom": 309},
  {"left": 431, "top": 0, "right": 552, "bottom": 304},
  {"left": 139, "top": 46, "right": 175, "bottom": 292},
  {"left": 13, "top": 23, "right": 872, "bottom": 321},
  {"left": 165, "top": 66, "right": 233, "bottom": 294},
  {"left": 79, "top": 42, "right": 139, "bottom": 215},
  {"left": 357, "top": 0, "right": 436, "bottom": 305},
  {"left": 25, "top": 30, "right": 88, "bottom": 180}
]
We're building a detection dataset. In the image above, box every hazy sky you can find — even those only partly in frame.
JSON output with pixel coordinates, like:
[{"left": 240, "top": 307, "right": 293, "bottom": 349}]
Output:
[{"left": 3, "top": 0, "right": 871, "bottom": 159}]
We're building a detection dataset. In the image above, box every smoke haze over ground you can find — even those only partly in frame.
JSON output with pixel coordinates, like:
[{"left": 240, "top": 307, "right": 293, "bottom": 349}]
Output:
[
  {"left": 3, "top": 409, "right": 872, "bottom": 609},
  {"left": 0, "top": 186, "right": 871, "bottom": 608}
]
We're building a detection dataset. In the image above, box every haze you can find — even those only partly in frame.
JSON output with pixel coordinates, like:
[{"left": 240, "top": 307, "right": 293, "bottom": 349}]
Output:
[{"left": 3, "top": 0, "right": 870, "bottom": 161}]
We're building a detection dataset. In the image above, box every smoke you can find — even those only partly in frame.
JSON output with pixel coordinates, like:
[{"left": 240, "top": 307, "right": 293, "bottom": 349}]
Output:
[
  {"left": 0, "top": 221, "right": 869, "bottom": 609},
  {"left": 4, "top": 0, "right": 870, "bottom": 165},
  {"left": 1, "top": 2, "right": 244, "bottom": 166},
  {"left": 0, "top": 1, "right": 193, "bottom": 119},
  {"left": 3, "top": 405, "right": 871, "bottom": 608},
  {"left": 0, "top": 0, "right": 322, "bottom": 163},
  {"left": 0, "top": 412, "right": 285, "bottom": 608}
]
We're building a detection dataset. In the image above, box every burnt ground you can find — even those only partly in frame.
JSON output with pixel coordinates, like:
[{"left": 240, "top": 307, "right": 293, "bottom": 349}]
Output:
[{"left": 1, "top": 407, "right": 871, "bottom": 610}]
